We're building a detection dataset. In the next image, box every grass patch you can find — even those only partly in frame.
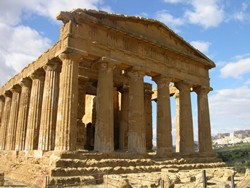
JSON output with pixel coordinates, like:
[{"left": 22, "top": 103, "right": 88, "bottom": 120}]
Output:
[{"left": 214, "top": 143, "right": 250, "bottom": 174}]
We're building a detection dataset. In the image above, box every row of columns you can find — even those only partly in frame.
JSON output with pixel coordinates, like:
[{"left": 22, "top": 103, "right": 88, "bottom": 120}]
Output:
[
  {"left": 0, "top": 53, "right": 81, "bottom": 151},
  {"left": 0, "top": 54, "right": 213, "bottom": 155},
  {"left": 94, "top": 63, "right": 213, "bottom": 155}
]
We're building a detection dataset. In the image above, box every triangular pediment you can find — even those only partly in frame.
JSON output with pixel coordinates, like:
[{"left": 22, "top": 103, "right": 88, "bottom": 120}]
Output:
[{"left": 57, "top": 9, "right": 215, "bottom": 68}]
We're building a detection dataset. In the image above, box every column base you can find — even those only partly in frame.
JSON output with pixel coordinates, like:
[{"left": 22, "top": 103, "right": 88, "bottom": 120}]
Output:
[
  {"left": 156, "top": 148, "right": 173, "bottom": 158},
  {"left": 198, "top": 151, "right": 217, "bottom": 157}
]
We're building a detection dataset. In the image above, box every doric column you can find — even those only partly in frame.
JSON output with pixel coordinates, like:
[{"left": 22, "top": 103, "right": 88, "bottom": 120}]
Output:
[
  {"left": 119, "top": 85, "right": 129, "bottom": 151},
  {"left": 94, "top": 62, "right": 114, "bottom": 152},
  {"left": 76, "top": 81, "right": 87, "bottom": 150},
  {"left": 194, "top": 86, "right": 213, "bottom": 153},
  {"left": 174, "top": 92, "right": 180, "bottom": 152},
  {"left": 153, "top": 76, "right": 172, "bottom": 156},
  {"left": 55, "top": 53, "right": 81, "bottom": 151},
  {"left": 15, "top": 78, "right": 32, "bottom": 150},
  {"left": 113, "top": 88, "right": 120, "bottom": 150},
  {"left": 175, "top": 81, "right": 194, "bottom": 154},
  {"left": 0, "top": 96, "right": 5, "bottom": 125},
  {"left": 127, "top": 69, "right": 146, "bottom": 153},
  {"left": 38, "top": 61, "right": 60, "bottom": 150},
  {"left": 144, "top": 83, "right": 153, "bottom": 151},
  {"left": 0, "top": 92, "right": 12, "bottom": 150},
  {"left": 25, "top": 70, "right": 45, "bottom": 150},
  {"left": 6, "top": 85, "right": 21, "bottom": 150}
]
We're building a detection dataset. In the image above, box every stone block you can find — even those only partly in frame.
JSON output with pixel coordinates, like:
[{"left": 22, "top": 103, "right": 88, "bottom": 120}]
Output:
[
  {"left": 222, "top": 169, "right": 235, "bottom": 181},
  {"left": 34, "top": 150, "right": 44, "bottom": 158}
]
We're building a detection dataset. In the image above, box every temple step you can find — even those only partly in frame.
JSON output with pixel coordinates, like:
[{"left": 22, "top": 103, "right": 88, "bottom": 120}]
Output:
[
  {"left": 51, "top": 165, "right": 164, "bottom": 177},
  {"left": 49, "top": 161, "right": 227, "bottom": 186},
  {"left": 59, "top": 151, "right": 147, "bottom": 160},
  {"left": 48, "top": 176, "right": 97, "bottom": 187},
  {"left": 54, "top": 157, "right": 221, "bottom": 168},
  {"left": 51, "top": 162, "right": 226, "bottom": 177},
  {"left": 55, "top": 158, "right": 155, "bottom": 168}
]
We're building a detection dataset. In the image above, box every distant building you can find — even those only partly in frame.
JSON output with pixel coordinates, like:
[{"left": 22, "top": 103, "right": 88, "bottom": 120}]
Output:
[{"left": 213, "top": 129, "right": 250, "bottom": 146}]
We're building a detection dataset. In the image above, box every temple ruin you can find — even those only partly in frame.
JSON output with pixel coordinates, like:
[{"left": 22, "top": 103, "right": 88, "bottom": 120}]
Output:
[{"left": 0, "top": 9, "right": 224, "bottom": 186}]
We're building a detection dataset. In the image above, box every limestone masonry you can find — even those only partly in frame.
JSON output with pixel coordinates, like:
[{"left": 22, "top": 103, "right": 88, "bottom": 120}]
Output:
[{"left": 0, "top": 9, "right": 222, "bottom": 187}]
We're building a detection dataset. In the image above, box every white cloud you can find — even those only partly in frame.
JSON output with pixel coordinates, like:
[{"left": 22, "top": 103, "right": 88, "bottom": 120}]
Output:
[
  {"left": 0, "top": 0, "right": 107, "bottom": 87},
  {"left": 34, "top": 0, "right": 103, "bottom": 21},
  {"left": 233, "top": 11, "right": 247, "bottom": 22},
  {"left": 184, "top": 0, "right": 224, "bottom": 28},
  {"left": 160, "top": 0, "right": 225, "bottom": 29},
  {"left": 220, "top": 57, "right": 250, "bottom": 78},
  {"left": 0, "top": 0, "right": 104, "bottom": 23},
  {"left": 156, "top": 10, "right": 184, "bottom": 30},
  {"left": 210, "top": 87, "right": 250, "bottom": 117},
  {"left": 232, "top": 1, "right": 249, "bottom": 22},
  {"left": 210, "top": 86, "right": 250, "bottom": 133},
  {"left": 190, "top": 41, "right": 211, "bottom": 53},
  {"left": 0, "top": 24, "right": 51, "bottom": 86}
]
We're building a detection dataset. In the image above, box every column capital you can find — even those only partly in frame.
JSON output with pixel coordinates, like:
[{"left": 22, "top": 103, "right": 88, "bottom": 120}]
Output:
[
  {"left": 96, "top": 56, "right": 118, "bottom": 68},
  {"left": 10, "top": 85, "right": 21, "bottom": 93},
  {"left": 4, "top": 90, "right": 12, "bottom": 98},
  {"left": 175, "top": 80, "right": 192, "bottom": 91},
  {"left": 93, "top": 58, "right": 116, "bottom": 71},
  {"left": 193, "top": 86, "right": 212, "bottom": 95},
  {"left": 43, "top": 60, "right": 60, "bottom": 72},
  {"left": 127, "top": 68, "right": 145, "bottom": 79},
  {"left": 152, "top": 75, "right": 171, "bottom": 86},
  {"left": 59, "top": 52, "right": 82, "bottom": 62},
  {"left": 30, "top": 69, "right": 45, "bottom": 81},
  {"left": 20, "top": 78, "right": 32, "bottom": 88},
  {"left": 99, "top": 61, "right": 116, "bottom": 70}
]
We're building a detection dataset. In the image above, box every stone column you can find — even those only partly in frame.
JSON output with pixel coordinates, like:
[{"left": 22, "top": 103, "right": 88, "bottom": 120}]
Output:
[
  {"left": 76, "top": 81, "right": 87, "bottom": 150},
  {"left": 55, "top": 53, "right": 81, "bottom": 151},
  {"left": 38, "top": 62, "right": 59, "bottom": 150},
  {"left": 194, "top": 86, "right": 213, "bottom": 153},
  {"left": 0, "top": 96, "right": 5, "bottom": 125},
  {"left": 119, "top": 85, "right": 129, "bottom": 151},
  {"left": 94, "top": 62, "right": 114, "bottom": 152},
  {"left": 5, "top": 86, "right": 21, "bottom": 150},
  {"left": 175, "top": 81, "right": 194, "bottom": 154},
  {"left": 127, "top": 70, "right": 146, "bottom": 153},
  {"left": 0, "top": 92, "right": 12, "bottom": 150},
  {"left": 113, "top": 88, "right": 120, "bottom": 150},
  {"left": 144, "top": 83, "right": 153, "bottom": 151},
  {"left": 174, "top": 92, "right": 180, "bottom": 152},
  {"left": 153, "top": 76, "right": 173, "bottom": 156},
  {"left": 15, "top": 78, "right": 32, "bottom": 150},
  {"left": 25, "top": 71, "right": 45, "bottom": 150}
]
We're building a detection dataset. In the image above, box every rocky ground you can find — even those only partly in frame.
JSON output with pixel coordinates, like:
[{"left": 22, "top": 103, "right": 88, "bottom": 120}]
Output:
[{"left": 103, "top": 168, "right": 250, "bottom": 188}]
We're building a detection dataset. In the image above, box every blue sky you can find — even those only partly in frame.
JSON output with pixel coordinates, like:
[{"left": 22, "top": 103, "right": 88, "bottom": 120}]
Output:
[{"left": 0, "top": 0, "right": 250, "bottom": 140}]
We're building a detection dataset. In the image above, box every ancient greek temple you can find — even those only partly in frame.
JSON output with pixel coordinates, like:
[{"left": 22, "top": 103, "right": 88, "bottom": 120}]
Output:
[{"left": 0, "top": 9, "right": 215, "bottom": 157}]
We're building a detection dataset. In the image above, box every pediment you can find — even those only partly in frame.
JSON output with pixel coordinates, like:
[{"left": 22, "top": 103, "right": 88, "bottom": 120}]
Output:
[{"left": 57, "top": 9, "right": 215, "bottom": 69}]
